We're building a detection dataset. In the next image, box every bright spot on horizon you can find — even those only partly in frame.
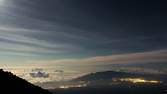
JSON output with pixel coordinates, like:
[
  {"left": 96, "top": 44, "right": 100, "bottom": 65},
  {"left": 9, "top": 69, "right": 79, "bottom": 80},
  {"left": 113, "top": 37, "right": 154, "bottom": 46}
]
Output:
[
  {"left": 59, "top": 81, "right": 89, "bottom": 89},
  {"left": 113, "top": 78, "right": 161, "bottom": 84},
  {"left": 59, "top": 84, "right": 87, "bottom": 89}
]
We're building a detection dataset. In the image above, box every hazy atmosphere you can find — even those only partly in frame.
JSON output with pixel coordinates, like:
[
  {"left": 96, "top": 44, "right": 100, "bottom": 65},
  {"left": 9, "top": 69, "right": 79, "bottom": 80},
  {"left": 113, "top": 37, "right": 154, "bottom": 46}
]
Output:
[{"left": 0, "top": 0, "right": 167, "bottom": 87}]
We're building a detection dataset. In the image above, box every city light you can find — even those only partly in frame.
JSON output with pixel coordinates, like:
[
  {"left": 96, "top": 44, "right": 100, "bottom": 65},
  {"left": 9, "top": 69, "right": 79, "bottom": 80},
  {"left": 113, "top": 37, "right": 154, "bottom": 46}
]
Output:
[
  {"left": 59, "top": 83, "right": 87, "bottom": 89},
  {"left": 113, "top": 78, "right": 160, "bottom": 84}
]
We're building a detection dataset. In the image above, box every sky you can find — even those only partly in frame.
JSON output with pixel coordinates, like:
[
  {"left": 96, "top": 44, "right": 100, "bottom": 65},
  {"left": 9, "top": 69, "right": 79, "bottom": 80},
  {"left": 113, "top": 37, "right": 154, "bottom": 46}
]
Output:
[{"left": 0, "top": 0, "right": 167, "bottom": 67}]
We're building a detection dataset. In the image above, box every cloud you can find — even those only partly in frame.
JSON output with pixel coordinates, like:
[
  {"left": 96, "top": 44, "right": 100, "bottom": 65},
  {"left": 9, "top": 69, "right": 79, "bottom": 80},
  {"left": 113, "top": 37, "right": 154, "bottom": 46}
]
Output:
[
  {"left": 85, "top": 49, "right": 167, "bottom": 63},
  {"left": 0, "top": 26, "right": 84, "bottom": 56},
  {"left": 0, "top": 0, "right": 167, "bottom": 59},
  {"left": 0, "top": 26, "right": 64, "bottom": 48},
  {"left": 28, "top": 49, "right": 167, "bottom": 66}
]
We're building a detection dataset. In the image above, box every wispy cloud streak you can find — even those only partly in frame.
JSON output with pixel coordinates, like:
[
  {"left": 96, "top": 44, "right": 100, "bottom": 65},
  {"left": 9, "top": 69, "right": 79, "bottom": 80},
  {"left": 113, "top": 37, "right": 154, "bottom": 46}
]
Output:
[
  {"left": 28, "top": 49, "right": 167, "bottom": 66},
  {"left": 0, "top": 26, "right": 84, "bottom": 57}
]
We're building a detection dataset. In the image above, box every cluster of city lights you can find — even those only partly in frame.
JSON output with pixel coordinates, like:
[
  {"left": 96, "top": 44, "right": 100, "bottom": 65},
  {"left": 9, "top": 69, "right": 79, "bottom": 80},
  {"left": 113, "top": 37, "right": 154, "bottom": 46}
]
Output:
[
  {"left": 59, "top": 83, "right": 87, "bottom": 89},
  {"left": 113, "top": 78, "right": 160, "bottom": 84}
]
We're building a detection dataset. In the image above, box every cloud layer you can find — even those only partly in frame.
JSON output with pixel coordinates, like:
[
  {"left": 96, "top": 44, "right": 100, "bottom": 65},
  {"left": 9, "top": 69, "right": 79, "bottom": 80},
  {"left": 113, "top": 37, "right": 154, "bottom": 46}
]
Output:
[
  {"left": 28, "top": 49, "right": 167, "bottom": 66},
  {"left": 0, "top": 0, "right": 167, "bottom": 65},
  {"left": 0, "top": 26, "right": 82, "bottom": 57}
]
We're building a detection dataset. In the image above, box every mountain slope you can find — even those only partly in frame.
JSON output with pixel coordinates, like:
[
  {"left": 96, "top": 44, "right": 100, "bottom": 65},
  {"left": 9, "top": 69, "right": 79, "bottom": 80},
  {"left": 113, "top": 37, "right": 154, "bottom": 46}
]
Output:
[{"left": 0, "top": 69, "right": 52, "bottom": 94}]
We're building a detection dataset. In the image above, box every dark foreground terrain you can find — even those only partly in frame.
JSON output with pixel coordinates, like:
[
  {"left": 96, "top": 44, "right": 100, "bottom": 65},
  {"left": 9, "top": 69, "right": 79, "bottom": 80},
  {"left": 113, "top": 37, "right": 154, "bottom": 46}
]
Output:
[
  {"left": 51, "top": 87, "right": 167, "bottom": 94},
  {"left": 2, "top": 68, "right": 166, "bottom": 94},
  {"left": 48, "top": 71, "right": 167, "bottom": 94},
  {"left": 0, "top": 69, "right": 52, "bottom": 94},
  {"left": 50, "top": 83, "right": 167, "bottom": 94}
]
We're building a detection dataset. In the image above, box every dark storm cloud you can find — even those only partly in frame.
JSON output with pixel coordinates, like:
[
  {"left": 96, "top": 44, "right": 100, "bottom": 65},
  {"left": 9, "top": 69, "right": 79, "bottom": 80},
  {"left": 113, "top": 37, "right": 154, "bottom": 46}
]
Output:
[{"left": 0, "top": 0, "right": 167, "bottom": 59}]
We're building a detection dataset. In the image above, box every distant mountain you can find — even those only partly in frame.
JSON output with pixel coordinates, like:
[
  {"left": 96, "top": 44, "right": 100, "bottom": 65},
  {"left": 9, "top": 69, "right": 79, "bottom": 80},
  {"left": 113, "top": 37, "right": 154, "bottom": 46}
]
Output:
[
  {"left": 73, "top": 71, "right": 136, "bottom": 81},
  {"left": 0, "top": 69, "right": 52, "bottom": 94},
  {"left": 50, "top": 71, "right": 167, "bottom": 94},
  {"left": 74, "top": 71, "right": 167, "bottom": 82}
]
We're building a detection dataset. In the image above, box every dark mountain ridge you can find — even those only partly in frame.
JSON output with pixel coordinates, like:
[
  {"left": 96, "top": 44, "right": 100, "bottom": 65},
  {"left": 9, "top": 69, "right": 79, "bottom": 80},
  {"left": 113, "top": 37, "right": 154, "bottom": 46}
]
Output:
[{"left": 0, "top": 69, "right": 52, "bottom": 94}]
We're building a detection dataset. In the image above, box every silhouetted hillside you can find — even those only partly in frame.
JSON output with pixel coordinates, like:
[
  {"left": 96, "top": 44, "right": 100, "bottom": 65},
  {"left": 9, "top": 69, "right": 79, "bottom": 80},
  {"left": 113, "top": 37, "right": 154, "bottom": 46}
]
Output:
[{"left": 0, "top": 69, "right": 52, "bottom": 94}]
